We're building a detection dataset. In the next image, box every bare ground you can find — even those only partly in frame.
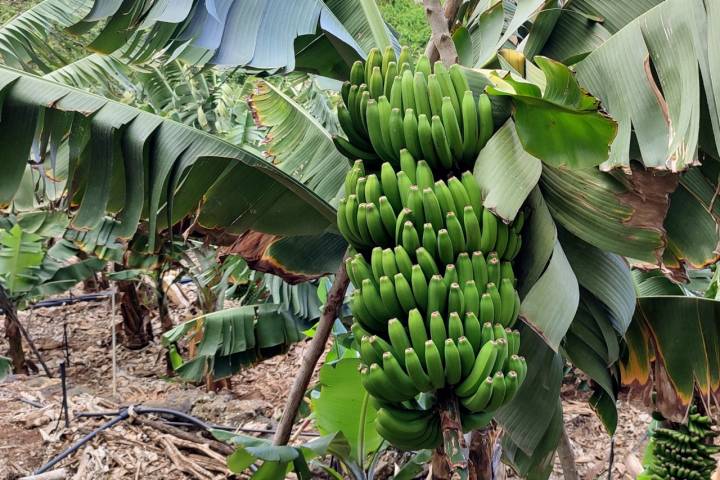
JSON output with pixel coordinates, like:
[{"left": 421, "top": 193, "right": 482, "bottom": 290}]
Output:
[{"left": 0, "top": 293, "right": 664, "bottom": 479}]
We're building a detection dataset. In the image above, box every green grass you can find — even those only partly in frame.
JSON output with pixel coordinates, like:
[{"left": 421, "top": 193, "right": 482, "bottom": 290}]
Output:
[
  {"left": 376, "top": 0, "right": 431, "bottom": 57},
  {"left": 0, "top": 0, "right": 41, "bottom": 24}
]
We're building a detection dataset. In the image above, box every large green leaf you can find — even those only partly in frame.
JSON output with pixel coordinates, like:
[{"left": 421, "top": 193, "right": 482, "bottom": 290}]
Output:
[
  {"left": 0, "top": 66, "right": 337, "bottom": 252},
  {"left": 0, "top": 225, "right": 44, "bottom": 296},
  {"left": 472, "top": 120, "right": 541, "bottom": 222},
  {"left": 249, "top": 79, "right": 348, "bottom": 203},
  {"left": 324, "top": 0, "right": 398, "bottom": 54},
  {"left": 162, "top": 304, "right": 310, "bottom": 382},
  {"left": 65, "top": 0, "right": 364, "bottom": 78},
  {"left": 486, "top": 58, "right": 617, "bottom": 169},
  {"left": 311, "top": 358, "right": 382, "bottom": 465}
]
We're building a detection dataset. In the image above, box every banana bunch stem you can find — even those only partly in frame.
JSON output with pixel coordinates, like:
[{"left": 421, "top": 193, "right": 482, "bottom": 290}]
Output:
[{"left": 436, "top": 389, "right": 471, "bottom": 479}]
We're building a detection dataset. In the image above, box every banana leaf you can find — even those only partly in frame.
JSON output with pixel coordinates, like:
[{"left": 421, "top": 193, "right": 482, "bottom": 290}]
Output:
[
  {"left": 0, "top": 225, "right": 44, "bottom": 296},
  {"left": 0, "top": 356, "right": 10, "bottom": 380}
]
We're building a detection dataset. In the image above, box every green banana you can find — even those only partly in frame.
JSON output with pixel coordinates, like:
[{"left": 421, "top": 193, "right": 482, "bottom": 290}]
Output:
[
  {"left": 370, "top": 246, "right": 384, "bottom": 281},
  {"left": 389, "top": 74, "right": 403, "bottom": 110},
  {"left": 378, "top": 196, "right": 398, "bottom": 236},
  {"left": 460, "top": 171, "right": 484, "bottom": 216},
  {"left": 381, "top": 248, "right": 399, "bottom": 278},
  {"left": 442, "top": 264, "right": 458, "bottom": 290},
  {"left": 389, "top": 107, "right": 406, "bottom": 154},
  {"left": 487, "top": 252, "right": 500, "bottom": 286},
  {"left": 415, "top": 54, "right": 432, "bottom": 78},
  {"left": 365, "top": 48, "right": 381, "bottom": 85},
  {"left": 379, "top": 275, "right": 403, "bottom": 318},
  {"left": 408, "top": 308, "right": 429, "bottom": 362},
  {"left": 463, "top": 206, "right": 482, "bottom": 252},
  {"left": 431, "top": 115, "right": 454, "bottom": 170},
  {"left": 396, "top": 175, "right": 412, "bottom": 209},
  {"left": 359, "top": 90, "right": 370, "bottom": 135},
  {"left": 394, "top": 246, "right": 414, "bottom": 281},
  {"left": 444, "top": 339, "right": 462, "bottom": 385},
  {"left": 356, "top": 203, "right": 372, "bottom": 244},
  {"left": 416, "top": 160, "right": 435, "bottom": 191},
  {"left": 447, "top": 311, "right": 464, "bottom": 341},
  {"left": 422, "top": 223, "right": 437, "bottom": 259},
  {"left": 333, "top": 135, "right": 378, "bottom": 162},
  {"left": 480, "top": 321, "right": 495, "bottom": 346},
  {"left": 362, "top": 364, "right": 406, "bottom": 402},
  {"left": 487, "top": 283, "right": 502, "bottom": 324},
  {"left": 499, "top": 278, "right": 516, "bottom": 327},
  {"left": 350, "top": 60, "right": 365, "bottom": 85},
  {"left": 364, "top": 173, "right": 382, "bottom": 206},
  {"left": 384, "top": 63, "right": 398, "bottom": 100},
  {"left": 447, "top": 176, "right": 471, "bottom": 219},
  {"left": 399, "top": 149, "right": 417, "bottom": 183},
  {"left": 398, "top": 46, "right": 412, "bottom": 70},
  {"left": 434, "top": 180, "right": 456, "bottom": 216},
  {"left": 423, "top": 191, "right": 445, "bottom": 235},
  {"left": 485, "top": 371, "right": 507, "bottom": 411},
  {"left": 463, "top": 312, "right": 483, "bottom": 353},
  {"left": 417, "top": 114, "right": 439, "bottom": 168},
  {"left": 337, "top": 103, "right": 372, "bottom": 150},
  {"left": 456, "top": 252, "right": 473, "bottom": 284},
  {"left": 446, "top": 212, "right": 466, "bottom": 255},
  {"left": 463, "top": 280, "right": 480, "bottom": 317},
  {"left": 353, "top": 288, "right": 382, "bottom": 333},
  {"left": 382, "top": 352, "right": 418, "bottom": 399},
  {"left": 461, "top": 91, "right": 478, "bottom": 164},
  {"left": 401, "top": 69, "right": 416, "bottom": 117},
  {"left": 381, "top": 45, "right": 396, "bottom": 76},
  {"left": 351, "top": 254, "right": 374, "bottom": 287},
  {"left": 427, "top": 73, "right": 444, "bottom": 117},
  {"left": 405, "top": 347, "right": 434, "bottom": 392},
  {"left": 449, "top": 64, "right": 470, "bottom": 114},
  {"left": 401, "top": 221, "right": 420, "bottom": 255},
  {"left": 345, "top": 256, "right": 358, "bottom": 287},
  {"left": 360, "top": 336, "right": 382, "bottom": 365},
  {"left": 433, "top": 61, "right": 461, "bottom": 120},
  {"left": 500, "top": 261, "right": 516, "bottom": 286},
  {"left": 429, "top": 311, "right": 447, "bottom": 355},
  {"left": 394, "top": 273, "right": 417, "bottom": 312},
  {"left": 477, "top": 93, "right": 493, "bottom": 149},
  {"left": 377, "top": 96, "right": 397, "bottom": 162},
  {"left": 388, "top": 318, "right": 412, "bottom": 361},
  {"left": 366, "top": 203, "right": 390, "bottom": 245},
  {"left": 427, "top": 274, "right": 447, "bottom": 316},
  {"left": 337, "top": 199, "right": 363, "bottom": 248},
  {"left": 472, "top": 251, "right": 489, "bottom": 291},
  {"left": 495, "top": 222, "right": 509, "bottom": 259},
  {"left": 441, "top": 96, "right": 463, "bottom": 160},
  {"left": 410, "top": 265, "right": 429, "bottom": 311},
  {"left": 456, "top": 340, "right": 498, "bottom": 397},
  {"left": 413, "top": 71, "right": 432, "bottom": 117},
  {"left": 406, "top": 185, "right": 425, "bottom": 227},
  {"left": 437, "top": 229, "right": 455, "bottom": 265},
  {"left": 417, "top": 247, "right": 440, "bottom": 278},
  {"left": 402, "top": 110, "right": 423, "bottom": 159},
  {"left": 370, "top": 65, "right": 384, "bottom": 99},
  {"left": 424, "top": 340, "right": 446, "bottom": 389},
  {"left": 447, "top": 282, "right": 465, "bottom": 315},
  {"left": 460, "top": 376, "right": 494, "bottom": 412},
  {"left": 361, "top": 278, "right": 389, "bottom": 321},
  {"left": 493, "top": 338, "right": 508, "bottom": 376},
  {"left": 479, "top": 203, "right": 498, "bottom": 253},
  {"left": 366, "top": 99, "right": 394, "bottom": 163},
  {"left": 457, "top": 336, "right": 476, "bottom": 377}
]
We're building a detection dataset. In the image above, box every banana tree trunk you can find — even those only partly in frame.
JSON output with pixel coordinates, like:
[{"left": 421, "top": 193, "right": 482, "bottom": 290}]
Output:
[
  {"left": 114, "top": 265, "right": 152, "bottom": 349},
  {"left": 0, "top": 285, "right": 26, "bottom": 374},
  {"left": 433, "top": 389, "right": 473, "bottom": 479},
  {"left": 469, "top": 427, "right": 496, "bottom": 479}
]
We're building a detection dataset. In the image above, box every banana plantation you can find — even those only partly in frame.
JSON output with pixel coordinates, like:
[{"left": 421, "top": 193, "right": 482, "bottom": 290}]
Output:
[{"left": 1, "top": 0, "right": 720, "bottom": 478}]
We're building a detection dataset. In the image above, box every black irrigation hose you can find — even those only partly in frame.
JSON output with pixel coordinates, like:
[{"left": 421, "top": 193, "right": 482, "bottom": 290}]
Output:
[{"left": 35, "top": 405, "right": 218, "bottom": 474}]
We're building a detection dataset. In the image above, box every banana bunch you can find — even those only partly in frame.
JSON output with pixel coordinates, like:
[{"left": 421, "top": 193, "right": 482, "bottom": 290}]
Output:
[
  {"left": 642, "top": 406, "right": 719, "bottom": 480},
  {"left": 334, "top": 46, "right": 494, "bottom": 172}
]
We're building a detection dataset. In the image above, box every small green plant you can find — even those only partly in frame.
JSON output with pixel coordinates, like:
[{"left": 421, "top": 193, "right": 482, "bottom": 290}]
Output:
[{"left": 376, "top": 0, "right": 430, "bottom": 57}]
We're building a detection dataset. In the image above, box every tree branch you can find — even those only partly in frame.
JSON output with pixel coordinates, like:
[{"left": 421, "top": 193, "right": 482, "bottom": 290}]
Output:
[
  {"left": 272, "top": 255, "right": 350, "bottom": 445},
  {"left": 424, "top": 0, "right": 462, "bottom": 65}
]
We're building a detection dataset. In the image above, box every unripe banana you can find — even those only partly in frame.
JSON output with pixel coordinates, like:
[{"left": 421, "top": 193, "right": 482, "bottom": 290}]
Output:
[
  {"left": 401, "top": 221, "right": 421, "bottom": 254},
  {"left": 362, "top": 364, "right": 406, "bottom": 402},
  {"left": 406, "top": 185, "right": 425, "bottom": 227},
  {"left": 405, "top": 347, "right": 434, "bottom": 392},
  {"left": 463, "top": 312, "right": 483, "bottom": 353},
  {"left": 472, "top": 252, "right": 489, "bottom": 291},
  {"left": 362, "top": 278, "right": 388, "bottom": 320},
  {"left": 359, "top": 90, "right": 370, "bottom": 134},
  {"left": 410, "top": 265, "right": 429, "bottom": 311},
  {"left": 485, "top": 371, "right": 507, "bottom": 411},
  {"left": 437, "top": 229, "right": 455, "bottom": 265},
  {"left": 356, "top": 203, "right": 372, "bottom": 243},
  {"left": 378, "top": 196, "right": 398, "bottom": 236},
  {"left": 401, "top": 69, "right": 415, "bottom": 117},
  {"left": 446, "top": 212, "right": 466, "bottom": 255},
  {"left": 382, "top": 352, "right": 419, "bottom": 399},
  {"left": 447, "top": 176, "right": 471, "bottom": 218},
  {"left": 512, "top": 210, "right": 525, "bottom": 233},
  {"left": 492, "top": 323, "right": 507, "bottom": 342},
  {"left": 461, "top": 91, "right": 479, "bottom": 164},
  {"left": 431, "top": 115, "right": 454, "bottom": 170},
  {"left": 506, "top": 328, "right": 519, "bottom": 357},
  {"left": 427, "top": 275, "right": 447, "bottom": 316},
  {"left": 399, "top": 149, "right": 417, "bottom": 183},
  {"left": 338, "top": 198, "right": 363, "bottom": 248},
  {"left": 389, "top": 74, "right": 403, "bottom": 110},
  {"left": 398, "top": 46, "right": 412, "bottom": 70},
  {"left": 408, "top": 308, "right": 429, "bottom": 362},
  {"left": 370, "top": 65, "right": 384, "bottom": 99},
  {"left": 504, "top": 232, "right": 518, "bottom": 263},
  {"left": 415, "top": 55, "right": 432, "bottom": 78},
  {"left": 477, "top": 93, "right": 493, "bottom": 149},
  {"left": 449, "top": 64, "right": 470, "bottom": 112},
  {"left": 493, "top": 338, "right": 508, "bottom": 376},
  {"left": 510, "top": 291, "right": 520, "bottom": 328},
  {"left": 480, "top": 203, "right": 498, "bottom": 253},
  {"left": 434, "top": 180, "right": 457, "bottom": 216},
  {"left": 394, "top": 273, "right": 417, "bottom": 312},
  {"left": 402, "top": 110, "right": 423, "bottom": 159},
  {"left": 461, "top": 410, "right": 494, "bottom": 433},
  {"left": 413, "top": 71, "right": 432, "bottom": 118},
  {"left": 337, "top": 103, "right": 372, "bottom": 151},
  {"left": 384, "top": 62, "right": 398, "bottom": 99},
  {"left": 350, "top": 60, "right": 365, "bottom": 85},
  {"left": 353, "top": 290, "right": 382, "bottom": 333},
  {"left": 370, "top": 246, "right": 384, "bottom": 281},
  {"left": 417, "top": 247, "right": 440, "bottom": 278},
  {"left": 416, "top": 160, "right": 435, "bottom": 191},
  {"left": 381, "top": 248, "right": 399, "bottom": 278},
  {"left": 481, "top": 321, "right": 495, "bottom": 346},
  {"left": 351, "top": 321, "right": 370, "bottom": 343},
  {"left": 500, "top": 261, "right": 516, "bottom": 287},
  {"left": 433, "top": 61, "right": 460, "bottom": 120},
  {"left": 345, "top": 256, "right": 359, "bottom": 287},
  {"left": 389, "top": 107, "right": 406, "bottom": 154},
  {"left": 463, "top": 280, "right": 480, "bottom": 317},
  {"left": 423, "top": 189, "right": 444, "bottom": 233},
  {"left": 427, "top": 74, "right": 444, "bottom": 117},
  {"left": 487, "top": 252, "right": 501, "bottom": 286},
  {"left": 444, "top": 339, "right": 462, "bottom": 385},
  {"left": 366, "top": 203, "right": 390, "bottom": 245},
  {"left": 460, "top": 171, "right": 484, "bottom": 216},
  {"left": 422, "top": 223, "right": 437, "bottom": 258},
  {"left": 424, "top": 340, "right": 446, "bottom": 389},
  {"left": 417, "top": 114, "right": 439, "bottom": 168},
  {"left": 377, "top": 96, "right": 397, "bottom": 162},
  {"left": 442, "top": 264, "right": 458, "bottom": 290},
  {"left": 365, "top": 48, "right": 382, "bottom": 85},
  {"left": 366, "top": 99, "right": 394, "bottom": 163},
  {"left": 351, "top": 254, "right": 374, "bottom": 286},
  {"left": 495, "top": 222, "right": 510, "bottom": 259},
  {"left": 341, "top": 81, "right": 351, "bottom": 106},
  {"left": 333, "top": 135, "right": 378, "bottom": 162},
  {"left": 460, "top": 376, "right": 494, "bottom": 412},
  {"left": 379, "top": 275, "right": 403, "bottom": 318},
  {"left": 456, "top": 252, "right": 472, "bottom": 284},
  {"left": 429, "top": 311, "right": 447, "bottom": 355},
  {"left": 487, "top": 283, "right": 502, "bottom": 323},
  {"left": 508, "top": 355, "right": 525, "bottom": 382},
  {"left": 441, "top": 96, "right": 463, "bottom": 160},
  {"left": 447, "top": 282, "right": 465, "bottom": 316},
  {"left": 447, "top": 311, "right": 464, "bottom": 341},
  {"left": 396, "top": 175, "right": 412, "bottom": 210},
  {"left": 388, "top": 318, "right": 412, "bottom": 362},
  {"left": 499, "top": 278, "right": 516, "bottom": 327},
  {"left": 457, "top": 336, "right": 476, "bottom": 377},
  {"left": 456, "top": 340, "right": 498, "bottom": 397},
  {"left": 360, "top": 335, "right": 382, "bottom": 365},
  {"left": 463, "top": 206, "right": 482, "bottom": 252}
]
